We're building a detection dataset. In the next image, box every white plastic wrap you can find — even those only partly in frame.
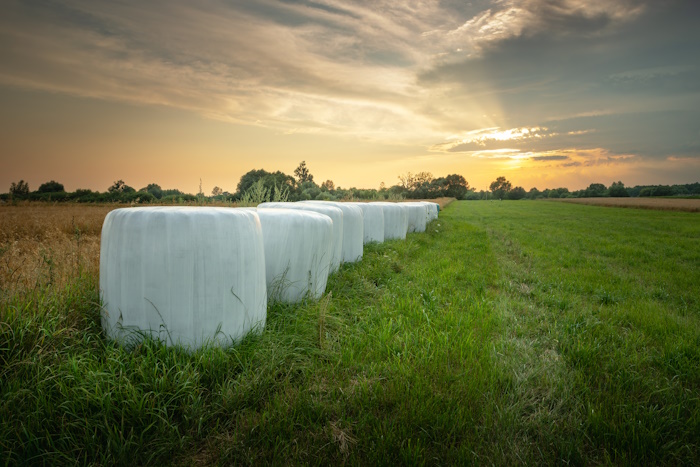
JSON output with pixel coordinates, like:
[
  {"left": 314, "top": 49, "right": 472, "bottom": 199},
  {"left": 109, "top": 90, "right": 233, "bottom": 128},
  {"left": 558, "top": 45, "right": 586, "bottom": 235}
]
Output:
[
  {"left": 255, "top": 208, "right": 333, "bottom": 303},
  {"left": 370, "top": 202, "right": 408, "bottom": 240},
  {"left": 300, "top": 201, "right": 364, "bottom": 263},
  {"left": 349, "top": 203, "right": 385, "bottom": 244},
  {"left": 403, "top": 202, "right": 428, "bottom": 233},
  {"left": 258, "top": 202, "right": 343, "bottom": 273},
  {"left": 423, "top": 202, "right": 439, "bottom": 221},
  {"left": 99, "top": 207, "right": 267, "bottom": 349}
]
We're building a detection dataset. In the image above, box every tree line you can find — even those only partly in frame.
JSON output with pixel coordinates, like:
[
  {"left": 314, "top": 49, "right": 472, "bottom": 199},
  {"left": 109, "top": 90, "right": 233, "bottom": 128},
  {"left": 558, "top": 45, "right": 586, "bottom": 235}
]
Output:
[
  {"left": 3, "top": 163, "right": 698, "bottom": 204},
  {"left": 3, "top": 179, "right": 195, "bottom": 204},
  {"left": 1, "top": 161, "right": 470, "bottom": 204},
  {"left": 474, "top": 178, "right": 700, "bottom": 200}
]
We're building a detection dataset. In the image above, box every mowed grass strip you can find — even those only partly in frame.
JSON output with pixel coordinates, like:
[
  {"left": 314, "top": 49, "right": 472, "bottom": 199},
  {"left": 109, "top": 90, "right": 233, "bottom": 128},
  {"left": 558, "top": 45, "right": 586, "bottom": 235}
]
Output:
[
  {"left": 463, "top": 201, "right": 700, "bottom": 464},
  {"left": 1, "top": 201, "right": 699, "bottom": 464},
  {"left": 552, "top": 196, "right": 700, "bottom": 212}
]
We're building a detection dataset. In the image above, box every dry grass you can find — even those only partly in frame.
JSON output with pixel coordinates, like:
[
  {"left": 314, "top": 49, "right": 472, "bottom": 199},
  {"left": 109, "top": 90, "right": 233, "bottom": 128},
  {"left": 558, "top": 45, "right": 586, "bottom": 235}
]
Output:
[
  {"left": 551, "top": 197, "right": 700, "bottom": 212},
  {"left": 413, "top": 197, "right": 455, "bottom": 209},
  {"left": 0, "top": 203, "right": 114, "bottom": 301}
]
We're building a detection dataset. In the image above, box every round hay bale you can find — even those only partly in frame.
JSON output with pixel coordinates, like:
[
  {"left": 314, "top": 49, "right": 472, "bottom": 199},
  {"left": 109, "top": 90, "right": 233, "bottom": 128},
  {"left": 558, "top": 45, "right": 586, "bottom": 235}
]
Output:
[
  {"left": 255, "top": 208, "right": 333, "bottom": 303},
  {"left": 300, "top": 201, "right": 364, "bottom": 263},
  {"left": 348, "top": 202, "right": 385, "bottom": 244},
  {"left": 259, "top": 202, "right": 343, "bottom": 273},
  {"left": 100, "top": 207, "right": 267, "bottom": 349},
  {"left": 370, "top": 202, "right": 408, "bottom": 240}
]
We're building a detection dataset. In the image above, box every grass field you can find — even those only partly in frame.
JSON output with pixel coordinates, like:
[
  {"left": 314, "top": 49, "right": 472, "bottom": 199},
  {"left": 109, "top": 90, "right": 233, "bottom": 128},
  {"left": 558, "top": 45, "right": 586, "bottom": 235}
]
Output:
[
  {"left": 553, "top": 197, "right": 700, "bottom": 212},
  {"left": 1, "top": 201, "right": 698, "bottom": 464}
]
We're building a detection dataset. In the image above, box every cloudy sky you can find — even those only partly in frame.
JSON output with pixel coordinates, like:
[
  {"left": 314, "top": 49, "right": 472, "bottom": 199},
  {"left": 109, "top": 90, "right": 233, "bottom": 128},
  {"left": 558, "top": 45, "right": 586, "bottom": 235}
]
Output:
[{"left": 1, "top": 0, "right": 698, "bottom": 193}]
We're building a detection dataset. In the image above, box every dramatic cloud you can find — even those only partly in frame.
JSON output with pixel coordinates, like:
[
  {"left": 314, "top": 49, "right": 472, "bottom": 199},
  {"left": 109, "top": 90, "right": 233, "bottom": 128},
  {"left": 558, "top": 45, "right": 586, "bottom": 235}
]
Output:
[
  {"left": 0, "top": 0, "right": 442, "bottom": 139},
  {"left": 441, "top": 0, "right": 646, "bottom": 58},
  {"left": 431, "top": 127, "right": 556, "bottom": 153},
  {"left": 0, "top": 0, "right": 698, "bottom": 191},
  {"left": 532, "top": 155, "right": 569, "bottom": 162}
]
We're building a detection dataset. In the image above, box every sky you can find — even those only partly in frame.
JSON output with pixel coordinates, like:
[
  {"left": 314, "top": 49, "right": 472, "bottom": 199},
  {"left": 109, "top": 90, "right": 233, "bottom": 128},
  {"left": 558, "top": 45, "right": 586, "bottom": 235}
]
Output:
[{"left": 1, "top": 0, "right": 699, "bottom": 194}]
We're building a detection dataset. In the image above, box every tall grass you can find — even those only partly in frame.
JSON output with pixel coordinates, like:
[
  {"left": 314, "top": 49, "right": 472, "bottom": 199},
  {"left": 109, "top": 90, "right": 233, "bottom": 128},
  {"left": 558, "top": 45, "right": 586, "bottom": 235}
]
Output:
[{"left": 1, "top": 201, "right": 698, "bottom": 464}]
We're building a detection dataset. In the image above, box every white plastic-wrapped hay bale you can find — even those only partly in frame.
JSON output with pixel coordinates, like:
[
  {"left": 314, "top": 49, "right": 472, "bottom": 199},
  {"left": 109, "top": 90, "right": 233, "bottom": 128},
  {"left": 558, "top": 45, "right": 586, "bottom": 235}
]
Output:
[
  {"left": 348, "top": 202, "right": 384, "bottom": 244},
  {"left": 423, "top": 202, "right": 439, "bottom": 222},
  {"left": 255, "top": 208, "right": 333, "bottom": 303},
  {"left": 300, "top": 201, "right": 363, "bottom": 263},
  {"left": 258, "top": 202, "right": 343, "bottom": 273},
  {"left": 370, "top": 202, "right": 408, "bottom": 240},
  {"left": 403, "top": 202, "right": 428, "bottom": 233},
  {"left": 99, "top": 207, "right": 267, "bottom": 349}
]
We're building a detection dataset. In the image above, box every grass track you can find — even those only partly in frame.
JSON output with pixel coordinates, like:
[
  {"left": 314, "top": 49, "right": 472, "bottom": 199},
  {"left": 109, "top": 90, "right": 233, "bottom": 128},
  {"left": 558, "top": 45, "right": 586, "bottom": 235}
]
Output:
[{"left": 1, "top": 201, "right": 698, "bottom": 465}]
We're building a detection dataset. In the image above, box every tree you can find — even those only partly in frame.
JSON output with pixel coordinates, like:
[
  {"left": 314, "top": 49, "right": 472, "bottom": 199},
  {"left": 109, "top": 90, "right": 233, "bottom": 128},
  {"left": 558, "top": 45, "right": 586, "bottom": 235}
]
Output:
[
  {"left": 526, "top": 187, "right": 541, "bottom": 199},
  {"left": 141, "top": 183, "right": 163, "bottom": 199},
  {"left": 321, "top": 180, "right": 335, "bottom": 191},
  {"left": 236, "top": 169, "right": 297, "bottom": 200},
  {"left": 443, "top": 174, "right": 470, "bottom": 199},
  {"left": 608, "top": 181, "right": 630, "bottom": 197},
  {"left": 9, "top": 180, "right": 30, "bottom": 197},
  {"left": 211, "top": 186, "right": 223, "bottom": 197},
  {"left": 414, "top": 172, "right": 434, "bottom": 187},
  {"left": 294, "top": 161, "right": 314, "bottom": 184},
  {"left": 507, "top": 186, "right": 527, "bottom": 200},
  {"left": 108, "top": 180, "right": 134, "bottom": 193},
  {"left": 299, "top": 180, "right": 321, "bottom": 200},
  {"left": 584, "top": 183, "right": 606, "bottom": 197},
  {"left": 398, "top": 172, "right": 415, "bottom": 190},
  {"left": 489, "top": 176, "right": 512, "bottom": 200},
  {"left": 425, "top": 177, "right": 448, "bottom": 198},
  {"left": 654, "top": 185, "right": 673, "bottom": 196},
  {"left": 37, "top": 180, "right": 65, "bottom": 193}
]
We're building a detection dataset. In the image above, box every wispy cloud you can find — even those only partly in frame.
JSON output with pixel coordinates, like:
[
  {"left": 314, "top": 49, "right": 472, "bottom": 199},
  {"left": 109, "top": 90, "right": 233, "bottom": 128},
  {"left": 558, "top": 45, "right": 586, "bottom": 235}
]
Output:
[
  {"left": 431, "top": 126, "right": 556, "bottom": 152},
  {"left": 436, "top": 0, "right": 646, "bottom": 60},
  {"left": 532, "top": 155, "right": 569, "bottom": 161},
  {"left": 0, "top": 0, "right": 648, "bottom": 139},
  {"left": 0, "top": 0, "right": 446, "bottom": 140},
  {"left": 0, "top": 0, "right": 697, "bottom": 180}
]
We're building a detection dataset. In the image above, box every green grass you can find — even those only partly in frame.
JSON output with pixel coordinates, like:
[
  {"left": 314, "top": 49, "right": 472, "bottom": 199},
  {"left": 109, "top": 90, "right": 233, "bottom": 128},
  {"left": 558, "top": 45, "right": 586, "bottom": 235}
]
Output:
[{"left": 1, "top": 201, "right": 698, "bottom": 465}]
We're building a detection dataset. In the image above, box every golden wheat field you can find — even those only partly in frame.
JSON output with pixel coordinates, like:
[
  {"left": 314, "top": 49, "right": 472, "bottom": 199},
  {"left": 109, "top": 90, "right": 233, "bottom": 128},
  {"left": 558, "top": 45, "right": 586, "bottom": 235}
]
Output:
[
  {"left": 0, "top": 203, "right": 114, "bottom": 301},
  {"left": 553, "top": 197, "right": 700, "bottom": 212}
]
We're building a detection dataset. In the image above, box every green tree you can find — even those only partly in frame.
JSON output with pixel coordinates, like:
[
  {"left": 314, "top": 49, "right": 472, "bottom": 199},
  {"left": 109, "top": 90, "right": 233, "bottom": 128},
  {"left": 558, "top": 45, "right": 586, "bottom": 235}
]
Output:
[
  {"left": 9, "top": 180, "right": 30, "bottom": 198},
  {"left": 294, "top": 161, "right": 314, "bottom": 184},
  {"left": 398, "top": 171, "right": 434, "bottom": 196},
  {"left": 507, "top": 186, "right": 527, "bottom": 200},
  {"left": 654, "top": 185, "right": 673, "bottom": 196},
  {"left": 236, "top": 169, "right": 297, "bottom": 200},
  {"left": 108, "top": 180, "right": 134, "bottom": 193},
  {"left": 211, "top": 186, "right": 223, "bottom": 197},
  {"left": 585, "top": 183, "right": 606, "bottom": 197},
  {"left": 141, "top": 183, "right": 163, "bottom": 199},
  {"left": 443, "top": 174, "right": 470, "bottom": 199},
  {"left": 299, "top": 180, "right": 321, "bottom": 200},
  {"left": 526, "top": 187, "right": 541, "bottom": 199},
  {"left": 608, "top": 181, "right": 630, "bottom": 197},
  {"left": 37, "top": 180, "right": 64, "bottom": 193},
  {"left": 489, "top": 176, "right": 512, "bottom": 200}
]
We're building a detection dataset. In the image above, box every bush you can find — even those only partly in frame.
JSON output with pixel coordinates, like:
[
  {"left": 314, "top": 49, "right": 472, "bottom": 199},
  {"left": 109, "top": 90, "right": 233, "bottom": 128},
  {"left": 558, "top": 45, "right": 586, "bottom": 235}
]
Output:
[
  {"left": 507, "top": 186, "right": 526, "bottom": 200},
  {"left": 37, "top": 180, "right": 65, "bottom": 193}
]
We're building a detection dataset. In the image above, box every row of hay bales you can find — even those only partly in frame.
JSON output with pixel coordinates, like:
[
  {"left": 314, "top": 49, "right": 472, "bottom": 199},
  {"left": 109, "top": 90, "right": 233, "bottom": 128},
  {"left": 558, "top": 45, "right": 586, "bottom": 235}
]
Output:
[{"left": 100, "top": 201, "right": 440, "bottom": 348}]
